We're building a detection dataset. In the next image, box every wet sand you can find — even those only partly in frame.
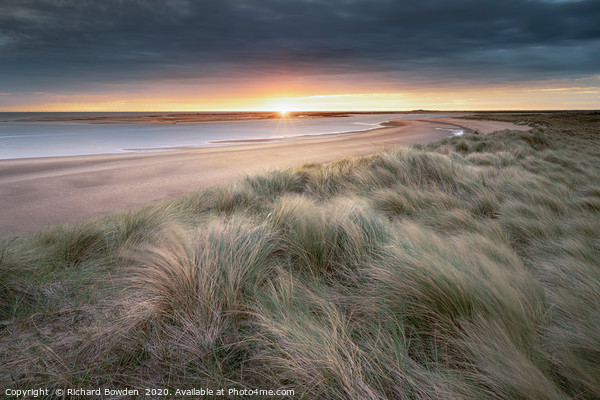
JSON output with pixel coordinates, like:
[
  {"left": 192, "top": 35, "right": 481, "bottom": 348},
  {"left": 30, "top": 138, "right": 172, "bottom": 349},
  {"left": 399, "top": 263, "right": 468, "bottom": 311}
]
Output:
[{"left": 0, "top": 117, "right": 529, "bottom": 235}]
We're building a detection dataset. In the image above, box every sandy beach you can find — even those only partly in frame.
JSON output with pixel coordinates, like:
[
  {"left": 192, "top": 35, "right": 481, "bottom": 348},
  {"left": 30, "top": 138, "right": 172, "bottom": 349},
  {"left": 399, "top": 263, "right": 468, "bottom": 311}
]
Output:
[{"left": 0, "top": 117, "right": 528, "bottom": 235}]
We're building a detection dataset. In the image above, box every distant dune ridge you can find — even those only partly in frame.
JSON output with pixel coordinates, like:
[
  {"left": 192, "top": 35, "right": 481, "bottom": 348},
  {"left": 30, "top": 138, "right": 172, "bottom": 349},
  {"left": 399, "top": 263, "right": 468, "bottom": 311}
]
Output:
[{"left": 1, "top": 113, "right": 598, "bottom": 398}]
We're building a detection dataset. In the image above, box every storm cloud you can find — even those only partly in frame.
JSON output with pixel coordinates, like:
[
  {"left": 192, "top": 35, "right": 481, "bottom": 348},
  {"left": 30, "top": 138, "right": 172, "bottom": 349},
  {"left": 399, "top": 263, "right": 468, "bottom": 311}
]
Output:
[{"left": 1, "top": 0, "right": 599, "bottom": 93}]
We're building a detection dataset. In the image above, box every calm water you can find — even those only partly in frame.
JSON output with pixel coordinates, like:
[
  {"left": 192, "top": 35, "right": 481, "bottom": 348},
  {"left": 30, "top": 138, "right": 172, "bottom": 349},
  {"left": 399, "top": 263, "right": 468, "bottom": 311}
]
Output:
[{"left": 0, "top": 112, "right": 458, "bottom": 159}]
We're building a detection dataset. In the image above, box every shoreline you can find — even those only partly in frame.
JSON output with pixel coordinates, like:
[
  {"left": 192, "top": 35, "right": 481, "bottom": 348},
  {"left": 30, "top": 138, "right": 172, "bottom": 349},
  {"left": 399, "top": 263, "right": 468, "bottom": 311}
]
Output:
[
  {"left": 0, "top": 117, "right": 529, "bottom": 235},
  {"left": 1, "top": 112, "right": 462, "bottom": 161},
  {"left": 7, "top": 111, "right": 399, "bottom": 124},
  {"left": 124, "top": 124, "right": 386, "bottom": 151},
  {"left": 1, "top": 115, "right": 509, "bottom": 161}
]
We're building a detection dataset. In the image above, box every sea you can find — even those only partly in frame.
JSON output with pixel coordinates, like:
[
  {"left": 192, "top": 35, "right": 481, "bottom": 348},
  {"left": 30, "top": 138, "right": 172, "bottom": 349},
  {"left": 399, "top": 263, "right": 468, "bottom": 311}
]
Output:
[{"left": 0, "top": 112, "right": 462, "bottom": 160}]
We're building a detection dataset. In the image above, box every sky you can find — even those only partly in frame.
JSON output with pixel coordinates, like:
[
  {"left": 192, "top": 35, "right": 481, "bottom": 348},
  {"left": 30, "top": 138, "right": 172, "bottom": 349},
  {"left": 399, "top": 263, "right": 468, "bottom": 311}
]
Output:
[{"left": 1, "top": 0, "right": 599, "bottom": 111}]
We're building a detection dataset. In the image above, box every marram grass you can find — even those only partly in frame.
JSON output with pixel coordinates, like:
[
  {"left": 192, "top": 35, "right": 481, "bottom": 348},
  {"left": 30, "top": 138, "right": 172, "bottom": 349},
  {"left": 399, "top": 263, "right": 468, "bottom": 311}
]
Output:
[{"left": 1, "top": 113, "right": 599, "bottom": 399}]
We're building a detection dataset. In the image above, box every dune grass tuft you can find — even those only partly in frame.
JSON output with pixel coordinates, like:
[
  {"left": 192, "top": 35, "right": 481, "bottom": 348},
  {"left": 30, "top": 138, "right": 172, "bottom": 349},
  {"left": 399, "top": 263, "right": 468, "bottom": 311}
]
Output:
[{"left": 1, "top": 112, "right": 599, "bottom": 398}]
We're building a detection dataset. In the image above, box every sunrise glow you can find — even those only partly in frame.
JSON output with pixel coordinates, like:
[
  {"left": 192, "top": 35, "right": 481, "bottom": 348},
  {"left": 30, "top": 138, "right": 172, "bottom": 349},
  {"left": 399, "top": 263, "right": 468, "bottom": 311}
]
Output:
[{"left": 2, "top": 75, "right": 598, "bottom": 112}]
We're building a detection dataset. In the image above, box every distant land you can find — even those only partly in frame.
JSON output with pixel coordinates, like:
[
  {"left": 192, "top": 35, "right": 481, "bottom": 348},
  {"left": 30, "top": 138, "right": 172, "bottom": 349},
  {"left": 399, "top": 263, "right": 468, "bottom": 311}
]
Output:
[{"left": 8, "top": 109, "right": 597, "bottom": 125}]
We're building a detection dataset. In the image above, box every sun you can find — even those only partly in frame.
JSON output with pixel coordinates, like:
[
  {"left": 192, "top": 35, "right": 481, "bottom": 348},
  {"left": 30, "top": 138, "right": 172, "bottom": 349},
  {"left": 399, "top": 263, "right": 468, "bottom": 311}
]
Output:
[{"left": 273, "top": 104, "right": 292, "bottom": 118}]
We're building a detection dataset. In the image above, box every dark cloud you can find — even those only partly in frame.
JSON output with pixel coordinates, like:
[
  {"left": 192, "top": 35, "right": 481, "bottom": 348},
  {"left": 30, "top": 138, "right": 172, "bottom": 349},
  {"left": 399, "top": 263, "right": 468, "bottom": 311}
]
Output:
[{"left": 1, "top": 0, "right": 599, "bottom": 92}]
